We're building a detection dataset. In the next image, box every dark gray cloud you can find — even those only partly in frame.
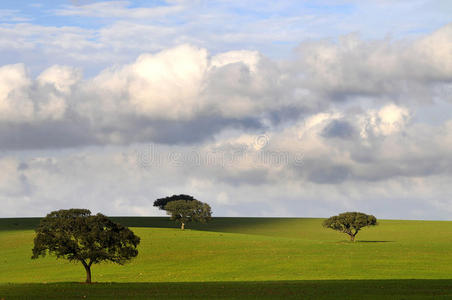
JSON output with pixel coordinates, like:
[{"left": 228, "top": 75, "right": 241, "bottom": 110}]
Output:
[
  {"left": 17, "top": 162, "right": 29, "bottom": 170},
  {"left": 116, "top": 115, "right": 266, "bottom": 146},
  {"left": 307, "top": 164, "right": 351, "bottom": 184},
  {"left": 0, "top": 120, "right": 98, "bottom": 150},
  {"left": 322, "top": 119, "right": 356, "bottom": 139}
]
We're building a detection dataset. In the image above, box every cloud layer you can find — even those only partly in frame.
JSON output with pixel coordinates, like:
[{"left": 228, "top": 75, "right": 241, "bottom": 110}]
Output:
[
  {"left": 1, "top": 24, "right": 451, "bottom": 150},
  {"left": 0, "top": 5, "right": 451, "bottom": 219}
]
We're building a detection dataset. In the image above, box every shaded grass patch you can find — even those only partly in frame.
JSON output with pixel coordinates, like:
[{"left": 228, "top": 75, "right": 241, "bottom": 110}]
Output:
[{"left": 1, "top": 280, "right": 452, "bottom": 299}]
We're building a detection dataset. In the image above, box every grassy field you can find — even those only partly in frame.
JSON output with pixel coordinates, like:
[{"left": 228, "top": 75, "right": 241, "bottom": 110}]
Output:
[{"left": 1, "top": 217, "right": 452, "bottom": 299}]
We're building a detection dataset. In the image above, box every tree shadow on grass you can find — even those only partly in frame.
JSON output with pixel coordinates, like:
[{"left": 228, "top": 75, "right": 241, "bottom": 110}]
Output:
[
  {"left": 0, "top": 217, "right": 41, "bottom": 231},
  {"left": 357, "top": 240, "right": 395, "bottom": 243},
  {"left": 332, "top": 240, "right": 395, "bottom": 244},
  {"left": 110, "top": 216, "right": 307, "bottom": 235},
  {"left": 0, "top": 217, "right": 316, "bottom": 237}
]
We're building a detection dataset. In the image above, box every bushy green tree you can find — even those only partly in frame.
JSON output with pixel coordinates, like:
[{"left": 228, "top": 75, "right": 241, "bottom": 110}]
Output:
[
  {"left": 32, "top": 209, "right": 140, "bottom": 283},
  {"left": 164, "top": 200, "right": 212, "bottom": 230},
  {"left": 323, "top": 212, "right": 377, "bottom": 241},
  {"left": 153, "top": 194, "right": 195, "bottom": 210}
]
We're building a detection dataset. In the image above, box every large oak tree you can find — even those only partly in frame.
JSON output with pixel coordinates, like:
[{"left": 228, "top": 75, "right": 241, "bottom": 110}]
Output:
[{"left": 32, "top": 209, "right": 140, "bottom": 283}]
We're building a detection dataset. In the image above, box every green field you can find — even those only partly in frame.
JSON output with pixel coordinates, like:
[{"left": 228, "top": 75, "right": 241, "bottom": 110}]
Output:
[{"left": 1, "top": 217, "right": 452, "bottom": 299}]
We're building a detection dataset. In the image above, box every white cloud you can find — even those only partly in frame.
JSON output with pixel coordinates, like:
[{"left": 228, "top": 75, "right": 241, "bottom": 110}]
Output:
[
  {"left": 413, "top": 23, "right": 452, "bottom": 79},
  {"left": 124, "top": 45, "right": 208, "bottom": 119},
  {"left": 38, "top": 65, "right": 82, "bottom": 94},
  {"left": 0, "top": 64, "right": 84, "bottom": 122},
  {"left": 294, "top": 23, "right": 452, "bottom": 102},
  {"left": 0, "top": 64, "right": 34, "bottom": 121},
  {"left": 210, "top": 50, "right": 261, "bottom": 73},
  {"left": 359, "top": 104, "right": 411, "bottom": 138}
]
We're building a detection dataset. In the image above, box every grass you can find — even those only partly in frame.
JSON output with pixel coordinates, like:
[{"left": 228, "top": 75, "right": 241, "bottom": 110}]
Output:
[{"left": 1, "top": 217, "right": 452, "bottom": 298}]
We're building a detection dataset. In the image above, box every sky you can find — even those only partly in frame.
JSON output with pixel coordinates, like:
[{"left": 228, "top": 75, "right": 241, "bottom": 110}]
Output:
[{"left": 0, "top": 1, "right": 451, "bottom": 219}]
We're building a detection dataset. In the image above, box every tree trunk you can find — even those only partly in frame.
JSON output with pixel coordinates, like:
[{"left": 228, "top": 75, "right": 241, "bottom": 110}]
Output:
[
  {"left": 350, "top": 234, "right": 355, "bottom": 242},
  {"left": 81, "top": 260, "right": 92, "bottom": 283},
  {"left": 85, "top": 264, "right": 92, "bottom": 283},
  {"left": 181, "top": 222, "right": 185, "bottom": 230}
]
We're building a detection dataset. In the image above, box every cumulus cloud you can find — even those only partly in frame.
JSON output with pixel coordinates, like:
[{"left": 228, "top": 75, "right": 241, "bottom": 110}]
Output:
[
  {"left": 286, "top": 106, "right": 452, "bottom": 183},
  {"left": 0, "top": 44, "right": 295, "bottom": 149},
  {"left": 359, "top": 104, "right": 411, "bottom": 138},
  {"left": 37, "top": 65, "right": 82, "bottom": 94},
  {"left": 210, "top": 50, "right": 261, "bottom": 73},
  {"left": 0, "top": 63, "right": 84, "bottom": 125},
  {"left": 0, "top": 64, "right": 33, "bottom": 121},
  {"left": 94, "top": 45, "right": 209, "bottom": 120},
  {"left": 293, "top": 24, "right": 452, "bottom": 102}
]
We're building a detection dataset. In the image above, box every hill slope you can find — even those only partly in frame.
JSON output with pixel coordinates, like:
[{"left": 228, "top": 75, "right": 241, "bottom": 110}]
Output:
[{"left": 1, "top": 217, "right": 452, "bottom": 283}]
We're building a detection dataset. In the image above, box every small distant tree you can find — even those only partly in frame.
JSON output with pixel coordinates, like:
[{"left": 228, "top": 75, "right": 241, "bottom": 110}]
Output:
[
  {"left": 153, "top": 194, "right": 195, "bottom": 210},
  {"left": 323, "top": 212, "right": 377, "bottom": 242},
  {"left": 164, "top": 200, "right": 212, "bottom": 230},
  {"left": 32, "top": 209, "right": 140, "bottom": 283}
]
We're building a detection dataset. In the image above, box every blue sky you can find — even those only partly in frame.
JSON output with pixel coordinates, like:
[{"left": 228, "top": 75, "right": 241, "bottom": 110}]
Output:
[
  {"left": 0, "top": 1, "right": 451, "bottom": 219},
  {"left": 1, "top": 1, "right": 451, "bottom": 75}
]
